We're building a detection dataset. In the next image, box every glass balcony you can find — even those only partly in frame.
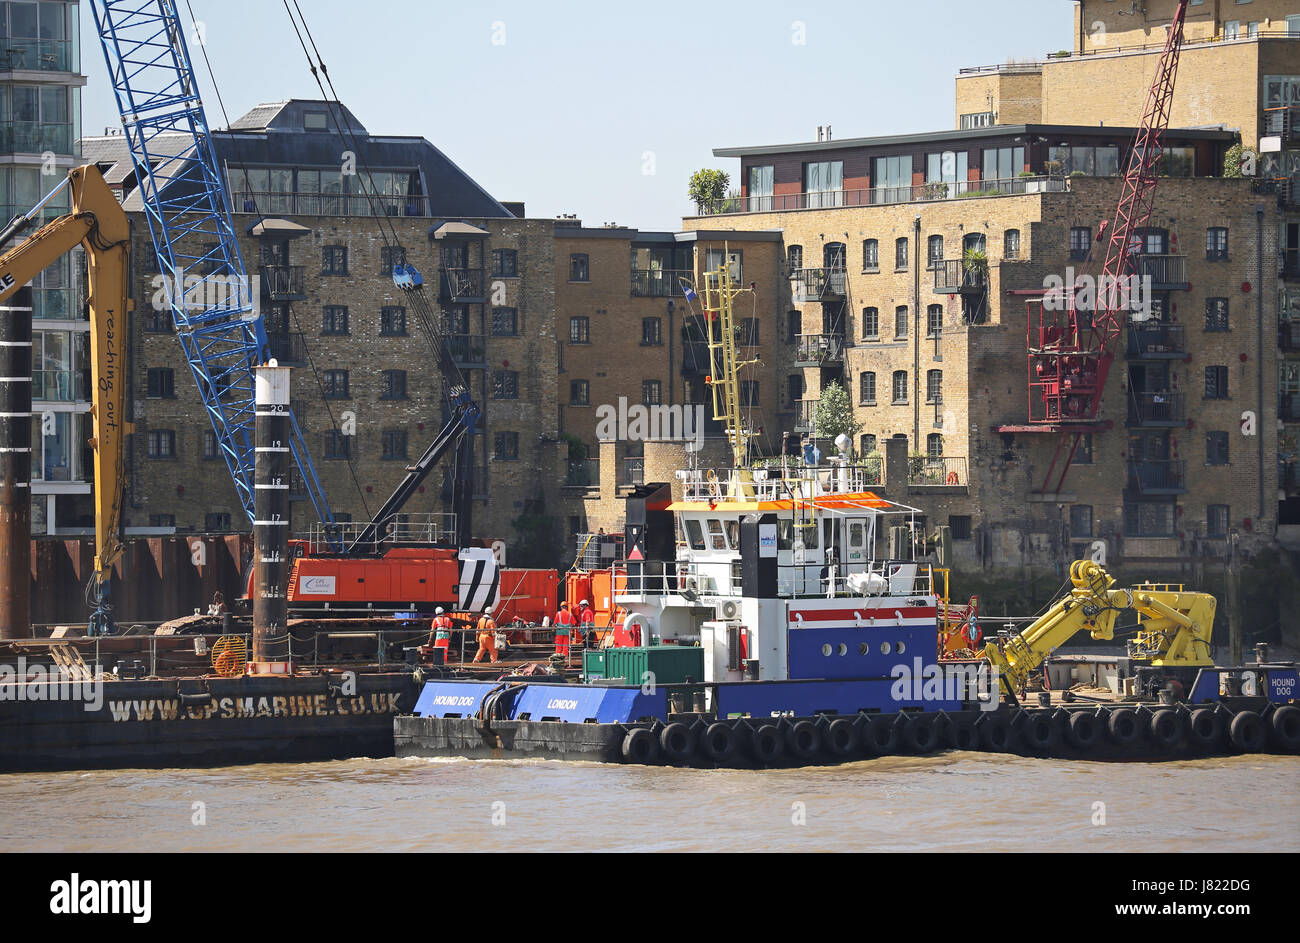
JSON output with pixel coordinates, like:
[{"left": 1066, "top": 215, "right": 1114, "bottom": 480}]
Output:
[
  {"left": 0, "top": 39, "right": 75, "bottom": 73},
  {"left": 630, "top": 269, "right": 692, "bottom": 298},
  {"left": 0, "top": 122, "right": 74, "bottom": 155}
]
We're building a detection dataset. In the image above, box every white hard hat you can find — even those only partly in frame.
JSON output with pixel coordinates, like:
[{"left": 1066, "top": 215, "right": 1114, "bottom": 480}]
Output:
[
  {"left": 435, "top": 607, "right": 444, "bottom": 614},
  {"left": 484, "top": 606, "right": 493, "bottom": 615},
  {"left": 580, "top": 599, "right": 590, "bottom": 607}
]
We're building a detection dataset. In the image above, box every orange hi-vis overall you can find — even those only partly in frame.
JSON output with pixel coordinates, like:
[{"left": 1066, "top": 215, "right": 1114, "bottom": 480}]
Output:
[
  {"left": 431, "top": 614, "right": 454, "bottom": 656},
  {"left": 473, "top": 615, "right": 498, "bottom": 663},
  {"left": 554, "top": 607, "right": 575, "bottom": 658}
]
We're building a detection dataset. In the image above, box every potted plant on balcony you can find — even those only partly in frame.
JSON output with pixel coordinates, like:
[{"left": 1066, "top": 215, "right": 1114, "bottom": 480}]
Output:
[
  {"left": 688, "top": 168, "right": 731, "bottom": 215},
  {"left": 962, "top": 246, "right": 989, "bottom": 286}
]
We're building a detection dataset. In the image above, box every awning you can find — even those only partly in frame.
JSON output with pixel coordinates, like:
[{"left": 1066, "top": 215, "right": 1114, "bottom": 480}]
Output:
[
  {"left": 428, "top": 220, "right": 489, "bottom": 240},
  {"left": 246, "top": 217, "right": 312, "bottom": 238}
]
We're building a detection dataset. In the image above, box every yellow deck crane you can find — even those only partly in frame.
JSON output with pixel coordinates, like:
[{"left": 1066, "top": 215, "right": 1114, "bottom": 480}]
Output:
[
  {"left": 982, "top": 560, "right": 1216, "bottom": 700},
  {"left": 0, "top": 165, "right": 131, "bottom": 634}
]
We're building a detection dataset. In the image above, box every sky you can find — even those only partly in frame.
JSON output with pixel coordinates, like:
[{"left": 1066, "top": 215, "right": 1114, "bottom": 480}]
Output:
[{"left": 79, "top": 0, "right": 1075, "bottom": 231}]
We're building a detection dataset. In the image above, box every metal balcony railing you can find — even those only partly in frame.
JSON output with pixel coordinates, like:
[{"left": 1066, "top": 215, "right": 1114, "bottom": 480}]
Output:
[
  {"left": 790, "top": 267, "right": 847, "bottom": 301},
  {"left": 908, "top": 456, "right": 968, "bottom": 487},
  {"left": 303, "top": 512, "right": 457, "bottom": 555},
  {"left": 1127, "top": 459, "right": 1187, "bottom": 494},
  {"left": 1136, "top": 254, "right": 1189, "bottom": 290},
  {"left": 0, "top": 39, "right": 75, "bottom": 72},
  {"left": 1127, "top": 323, "right": 1185, "bottom": 357},
  {"left": 1127, "top": 392, "right": 1185, "bottom": 426},
  {"left": 446, "top": 334, "right": 487, "bottom": 367},
  {"left": 1263, "top": 106, "right": 1300, "bottom": 144},
  {"left": 231, "top": 191, "right": 429, "bottom": 217},
  {"left": 1280, "top": 321, "right": 1300, "bottom": 351},
  {"left": 267, "top": 332, "right": 308, "bottom": 365},
  {"left": 630, "top": 269, "right": 693, "bottom": 298},
  {"left": 566, "top": 459, "right": 599, "bottom": 488},
  {"left": 441, "top": 267, "right": 484, "bottom": 300},
  {"left": 794, "top": 333, "right": 845, "bottom": 365},
  {"left": 934, "top": 259, "right": 989, "bottom": 293},
  {"left": 259, "top": 265, "right": 305, "bottom": 300},
  {"left": 694, "top": 176, "right": 1064, "bottom": 215},
  {"left": 793, "top": 400, "right": 817, "bottom": 432},
  {"left": 623, "top": 457, "right": 645, "bottom": 487}
]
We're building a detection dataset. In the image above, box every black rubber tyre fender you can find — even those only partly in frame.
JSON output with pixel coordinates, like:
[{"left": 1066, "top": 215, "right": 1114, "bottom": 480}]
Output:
[
  {"left": 979, "top": 713, "right": 1015, "bottom": 752},
  {"left": 1066, "top": 711, "right": 1101, "bottom": 749},
  {"left": 699, "top": 721, "right": 737, "bottom": 763},
  {"left": 945, "top": 720, "right": 977, "bottom": 751},
  {"left": 824, "top": 717, "right": 859, "bottom": 757},
  {"left": 749, "top": 724, "right": 783, "bottom": 764},
  {"left": 1022, "top": 710, "right": 1060, "bottom": 753},
  {"left": 862, "top": 716, "right": 899, "bottom": 755},
  {"left": 902, "top": 715, "right": 938, "bottom": 754},
  {"left": 785, "top": 719, "right": 822, "bottom": 761},
  {"left": 1270, "top": 705, "right": 1300, "bottom": 752},
  {"left": 621, "top": 727, "right": 659, "bottom": 764},
  {"left": 1148, "top": 708, "right": 1182, "bottom": 750},
  {"left": 1188, "top": 707, "right": 1225, "bottom": 751},
  {"left": 658, "top": 722, "right": 695, "bottom": 762},
  {"left": 1106, "top": 708, "right": 1142, "bottom": 746},
  {"left": 1228, "top": 710, "right": 1267, "bottom": 753}
]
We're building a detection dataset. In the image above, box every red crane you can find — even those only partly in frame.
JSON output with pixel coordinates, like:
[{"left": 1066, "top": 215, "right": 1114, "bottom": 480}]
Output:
[{"left": 1020, "top": 0, "right": 1190, "bottom": 494}]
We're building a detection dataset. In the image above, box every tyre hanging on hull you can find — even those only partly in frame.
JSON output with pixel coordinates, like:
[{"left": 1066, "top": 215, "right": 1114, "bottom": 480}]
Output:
[
  {"left": 1022, "top": 710, "right": 1060, "bottom": 753},
  {"left": 1147, "top": 708, "right": 1183, "bottom": 751},
  {"left": 824, "top": 717, "right": 859, "bottom": 758},
  {"left": 1270, "top": 705, "right": 1300, "bottom": 752},
  {"left": 1228, "top": 710, "right": 1266, "bottom": 753},
  {"left": 749, "top": 724, "right": 783, "bottom": 765},
  {"left": 659, "top": 722, "right": 695, "bottom": 763},
  {"left": 979, "top": 712, "right": 1015, "bottom": 752},
  {"left": 902, "top": 715, "right": 938, "bottom": 754},
  {"left": 1106, "top": 708, "right": 1142, "bottom": 748},
  {"left": 621, "top": 727, "right": 659, "bottom": 765},
  {"left": 1066, "top": 711, "right": 1101, "bottom": 750},
  {"left": 785, "top": 720, "right": 821, "bottom": 762},
  {"left": 1188, "top": 707, "right": 1225, "bottom": 752},
  {"left": 699, "top": 721, "right": 737, "bottom": 764},
  {"left": 862, "top": 715, "right": 899, "bottom": 755}
]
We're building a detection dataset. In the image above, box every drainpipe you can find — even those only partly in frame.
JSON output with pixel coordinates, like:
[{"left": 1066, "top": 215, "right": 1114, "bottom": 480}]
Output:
[
  {"left": 913, "top": 214, "right": 921, "bottom": 447},
  {"left": 668, "top": 298, "right": 675, "bottom": 407},
  {"left": 1257, "top": 205, "right": 1265, "bottom": 521}
]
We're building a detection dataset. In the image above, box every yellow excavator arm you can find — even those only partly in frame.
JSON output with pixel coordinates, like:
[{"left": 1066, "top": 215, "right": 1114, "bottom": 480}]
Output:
[
  {"left": 0, "top": 165, "right": 132, "bottom": 621},
  {"left": 982, "top": 560, "right": 1216, "bottom": 696}
]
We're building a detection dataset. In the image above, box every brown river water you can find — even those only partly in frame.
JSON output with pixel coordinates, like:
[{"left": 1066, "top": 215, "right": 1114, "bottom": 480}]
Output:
[{"left": 1, "top": 753, "right": 1295, "bottom": 853}]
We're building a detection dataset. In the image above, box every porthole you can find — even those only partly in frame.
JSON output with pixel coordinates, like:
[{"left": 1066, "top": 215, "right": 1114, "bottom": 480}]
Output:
[
  {"left": 896, "top": 641, "right": 907, "bottom": 655},
  {"left": 838, "top": 643, "right": 848, "bottom": 656},
  {"left": 859, "top": 642, "right": 869, "bottom": 655},
  {"left": 880, "top": 642, "right": 890, "bottom": 655},
  {"left": 822, "top": 643, "right": 833, "bottom": 657}
]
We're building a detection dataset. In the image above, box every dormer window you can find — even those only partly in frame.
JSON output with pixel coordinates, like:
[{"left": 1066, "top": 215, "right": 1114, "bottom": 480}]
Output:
[{"left": 304, "top": 111, "right": 328, "bottom": 131}]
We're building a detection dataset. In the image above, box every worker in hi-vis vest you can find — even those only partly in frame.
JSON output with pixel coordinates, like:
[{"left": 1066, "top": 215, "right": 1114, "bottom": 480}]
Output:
[
  {"left": 554, "top": 603, "right": 576, "bottom": 662},
  {"left": 430, "top": 607, "right": 454, "bottom": 658},
  {"left": 473, "top": 607, "right": 498, "bottom": 664},
  {"left": 577, "top": 599, "right": 596, "bottom": 646}
]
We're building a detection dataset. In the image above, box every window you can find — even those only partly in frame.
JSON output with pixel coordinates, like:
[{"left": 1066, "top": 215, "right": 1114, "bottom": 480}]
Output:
[
  {"left": 895, "top": 237, "right": 908, "bottom": 270},
  {"left": 380, "top": 370, "right": 407, "bottom": 400},
  {"left": 322, "top": 369, "right": 350, "bottom": 399},
  {"left": 872, "top": 155, "right": 912, "bottom": 201},
  {"left": 144, "top": 310, "right": 171, "bottom": 333},
  {"left": 146, "top": 367, "right": 174, "bottom": 399},
  {"left": 380, "top": 245, "right": 406, "bottom": 274},
  {"left": 927, "top": 305, "right": 943, "bottom": 338},
  {"left": 147, "top": 429, "right": 176, "bottom": 459},
  {"left": 860, "top": 434, "right": 878, "bottom": 456},
  {"left": 803, "top": 160, "right": 843, "bottom": 208},
  {"left": 322, "top": 245, "right": 348, "bottom": 275},
  {"left": 926, "top": 369, "right": 942, "bottom": 403},
  {"left": 493, "top": 431, "right": 519, "bottom": 461},
  {"left": 322, "top": 305, "right": 349, "bottom": 335},
  {"left": 959, "top": 112, "right": 995, "bottom": 130},
  {"left": 382, "top": 429, "right": 408, "bottom": 461},
  {"left": 862, "top": 239, "right": 878, "bottom": 271},
  {"left": 787, "top": 375, "right": 804, "bottom": 407},
  {"left": 1070, "top": 227, "right": 1092, "bottom": 261},
  {"left": 950, "top": 515, "right": 972, "bottom": 540},
  {"left": 926, "top": 433, "right": 944, "bottom": 458},
  {"left": 787, "top": 310, "right": 801, "bottom": 344},
  {"left": 859, "top": 371, "right": 877, "bottom": 405},
  {"left": 895, "top": 305, "right": 909, "bottom": 338},
  {"left": 642, "top": 379, "right": 662, "bottom": 406},
  {"left": 925, "top": 151, "right": 968, "bottom": 187},
  {"left": 1206, "top": 431, "right": 1229, "bottom": 466},
  {"left": 705, "top": 248, "right": 743, "bottom": 283},
  {"left": 740, "top": 380, "right": 759, "bottom": 407},
  {"left": 1205, "top": 298, "right": 1229, "bottom": 332},
  {"left": 380, "top": 306, "right": 407, "bottom": 336},
  {"left": 324, "top": 430, "right": 350, "bottom": 460},
  {"left": 149, "top": 514, "right": 175, "bottom": 528},
  {"left": 927, "top": 235, "right": 944, "bottom": 269},
  {"left": 492, "top": 249, "right": 518, "bottom": 277},
  {"left": 862, "top": 307, "right": 879, "bottom": 339},
  {"left": 1070, "top": 505, "right": 1093, "bottom": 539},
  {"left": 746, "top": 164, "right": 774, "bottom": 211},
  {"left": 304, "top": 111, "right": 328, "bottom": 131},
  {"left": 493, "top": 370, "right": 519, "bottom": 399},
  {"left": 738, "top": 318, "right": 758, "bottom": 346},
  {"left": 202, "top": 429, "right": 219, "bottom": 460},
  {"left": 892, "top": 370, "right": 908, "bottom": 404},
  {"left": 1206, "top": 505, "right": 1230, "bottom": 539},
  {"left": 570, "top": 379, "right": 590, "bottom": 406},
  {"left": 982, "top": 146, "right": 1024, "bottom": 181},
  {"left": 488, "top": 307, "right": 516, "bottom": 336},
  {"left": 787, "top": 245, "right": 803, "bottom": 273},
  {"left": 1224, "top": 20, "right": 1240, "bottom": 40},
  {"left": 1073, "top": 434, "right": 1094, "bottom": 465},
  {"left": 569, "top": 317, "right": 590, "bottom": 344},
  {"left": 1206, "top": 227, "right": 1228, "bottom": 260},
  {"left": 1004, "top": 229, "right": 1021, "bottom": 259},
  {"left": 1050, "top": 144, "right": 1120, "bottom": 177},
  {"left": 205, "top": 513, "right": 232, "bottom": 532},
  {"left": 1124, "top": 501, "right": 1175, "bottom": 537},
  {"left": 640, "top": 317, "right": 663, "bottom": 345},
  {"left": 1204, "top": 365, "right": 1228, "bottom": 399},
  {"left": 1139, "top": 227, "right": 1168, "bottom": 255},
  {"left": 569, "top": 254, "right": 589, "bottom": 282}
]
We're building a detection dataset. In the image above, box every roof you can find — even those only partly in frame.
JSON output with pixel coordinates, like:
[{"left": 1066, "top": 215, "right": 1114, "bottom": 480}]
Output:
[
  {"left": 429, "top": 220, "right": 491, "bottom": 239},
  {"left": 713, "top": 123, "right": 1237, "bottom": 158}
]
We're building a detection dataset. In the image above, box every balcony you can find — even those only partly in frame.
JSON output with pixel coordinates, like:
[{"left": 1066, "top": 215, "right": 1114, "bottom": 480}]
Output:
[
  {"left": 1281, "top": 394, "right": 1300, "bottom": 423},
  {"left": 33, "top": 369, "right": 88, "bottom": 403},
  {"left": 1263, "top": 106, "right": 1300, "bottom": 146},
  {"left": 1280, "top": 321, "right": 1300, "bottom": 351},
  {"left": 622, "top": 457, "right": 645, "bottom": 487},
  {"left": 1282, "top": 250, "right": 1300, "bottom": 281},
  {"left": 1127, "top": 459, "right": 1187, "bottom": 495},
  {"left": 446, "top": 334, "right": 486, "bottom": 368},
  {"left": 1126, "top": 323, "right": 1185, "bottom": 358},
  {"left": 259, "top": 265, "right": 305, "bottom": 301},
  {"left": 0, "top": 39, "right": 76, "bottom": 73},
  {"left": 695, "top": 176, "right": 1064, "bottom": 215},
  {"left": 267, "top": 332, "right": 308, "bottom": 365},
  {"left": 1127, "top": 392, "right": 1185, "bottom": 427},
  {"left": 0, "top": 122, "right": 74, "bottom": 155},
  {"left": 439, "top": 268, "right": 485, "bottom": 302},
  {"left": 681, "top": 340, "right": 711, "bottom": 377},
  {"left": 230, "top": 191, "right": 430, "bottom": 217},
  {"left": 908, "top": 456, "right": 968, "bottom": 488},
  {"left": 631, "top": 269, "right": 692, "bottom": 298},
  {"left": 565, "top": 458, "right": 599, "bottom": 489},
  {"left": 794, "top": 333, "right": 845, "bottom": 366},
  {"left": 1136, "top": 254, "right": 1189, "bottom": 291},
  {"left": 934, "top": 259, "right": 988, "bottom": 294},
  {"left": 793, "top": 400, "right": 817, "bottom": 433},
  {"left": 790, "top": 267, "right": 846, "bottom": 301}
]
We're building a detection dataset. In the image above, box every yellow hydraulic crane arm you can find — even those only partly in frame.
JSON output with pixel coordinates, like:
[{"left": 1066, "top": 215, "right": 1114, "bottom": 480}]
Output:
[
  {"left": 981, "top": 560, "right": 1216, "bottom": 695},
  {"left": 0, "top": 165, "right": 132, "bottom": 610}
]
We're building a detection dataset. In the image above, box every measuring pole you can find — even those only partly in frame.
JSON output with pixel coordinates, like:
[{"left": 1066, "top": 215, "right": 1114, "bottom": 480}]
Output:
[{"left": 251, "top": 361, "right": 290, "bottom": 670}]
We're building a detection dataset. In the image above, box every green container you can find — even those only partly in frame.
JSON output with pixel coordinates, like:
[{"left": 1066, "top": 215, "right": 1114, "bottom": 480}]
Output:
[{"left": 583, "top": 646, "right": 704, "bottom": 686}]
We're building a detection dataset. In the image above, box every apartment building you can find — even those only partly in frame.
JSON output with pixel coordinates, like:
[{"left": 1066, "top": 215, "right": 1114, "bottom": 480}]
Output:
[{"left": 0, "top": 0, "right": 90, "bottom": 535}]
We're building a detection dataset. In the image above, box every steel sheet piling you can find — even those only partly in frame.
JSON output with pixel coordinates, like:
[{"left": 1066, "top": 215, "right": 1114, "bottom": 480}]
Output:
[{"left": 0, "top": 287, "right": 33, "bottom": 639}]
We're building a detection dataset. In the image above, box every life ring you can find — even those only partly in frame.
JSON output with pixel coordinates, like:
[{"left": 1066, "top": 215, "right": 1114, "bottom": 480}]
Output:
[
  {"left": 706, "top": 469, "right": 721, "bottom": 498},
  {"left": 945, "top": 470, "right": 959, "bottom": 485}
]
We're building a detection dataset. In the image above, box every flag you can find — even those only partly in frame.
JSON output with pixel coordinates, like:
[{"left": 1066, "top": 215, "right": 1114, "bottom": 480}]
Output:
[{"left": 681, "top": 282, "right": 697, "bottom": 302}]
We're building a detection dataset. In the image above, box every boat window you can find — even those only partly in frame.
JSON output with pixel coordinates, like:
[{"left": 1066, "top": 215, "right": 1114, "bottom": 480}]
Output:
[
  {"left": 685, "top": 518, "right": 705, "bottom": 551},
  {"left": 795, "top": 522, "right": 819, "bottom": 549},
  {"left": 724, "top": 519, "right": 740, "bottom": 550},
  {"left": 707, "top": 518, "right": 728, "bottom": 551},
  {"left": 778, "top": 518, "right": 793, "bottom": 550},
  {"left": 848, "top": 521, "right": 865, "bottom": 548}
]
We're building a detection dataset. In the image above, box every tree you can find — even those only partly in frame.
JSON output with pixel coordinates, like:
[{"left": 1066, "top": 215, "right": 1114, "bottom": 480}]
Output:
[
  {"left": 811, "top": 380, "right": 861, "bottom": 447},
  {"left": 1223, "top": 143, "right": 1258, "bottom": 179},
  {"left": 688, "top": 168, "right": 731, "bottom": 214}
]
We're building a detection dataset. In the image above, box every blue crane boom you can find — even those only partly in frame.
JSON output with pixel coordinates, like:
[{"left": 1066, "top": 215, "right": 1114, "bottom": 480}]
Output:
[{"left": 88, "top": 0, "right": 333, "bottom": 527}]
